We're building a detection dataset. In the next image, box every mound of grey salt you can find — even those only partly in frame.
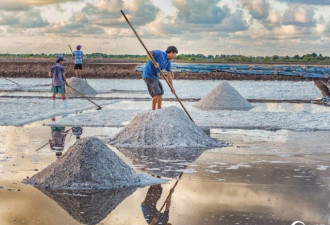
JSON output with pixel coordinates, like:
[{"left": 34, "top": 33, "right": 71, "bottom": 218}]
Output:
[
  {"left": 37, "top": 188, "right": 136, "bottom": 225},
  {"left": 109, "top": 106, "right": 223, "bottom": 148},
  {"left": 66, "top": 77, "right": 98, "bottom": 97},
  {"left": 24, "top": 137, "right": 164, "bottom": 190},
  {"left": 194, "top": 81, "right": 254, "bottom": 110}
]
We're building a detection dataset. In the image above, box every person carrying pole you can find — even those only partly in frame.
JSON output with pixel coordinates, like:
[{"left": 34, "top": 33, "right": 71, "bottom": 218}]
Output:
[
  {"left": 49, "top": 56, "right": 69, "bottom": 109},
  {"left": 72, "top": 45, "right": 84, "bottom": 78},
  {"left": 143, "top": 46, "right": 177, "bottom": 110}
]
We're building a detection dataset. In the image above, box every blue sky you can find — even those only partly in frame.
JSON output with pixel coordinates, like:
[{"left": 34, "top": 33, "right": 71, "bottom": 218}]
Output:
[{"left": 0, "top": 0, "right": 329, "bottom": 56}]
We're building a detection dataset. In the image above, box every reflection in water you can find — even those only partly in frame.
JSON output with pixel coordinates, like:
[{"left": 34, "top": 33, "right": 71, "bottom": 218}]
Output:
[
  {"left": 36, "top": 187, "right": 136, "bottom": 225},
  {"left": 72, "top": 126, "right": 83, "bottom": 140},
  {"left": 36, "top": 118, "right": 84, "bottom": 158},
  {"left": 117, "top": 147, "right": 206, "bottom": 178},
  {"left": 142, "top": 184, "right": 172, "bottom": 225},
  {"left": 142, "top": 174, "right": 182, "bottom": 225}
]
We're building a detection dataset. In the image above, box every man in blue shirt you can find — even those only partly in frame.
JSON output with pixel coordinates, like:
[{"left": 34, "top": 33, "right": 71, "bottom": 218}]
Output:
[
  {"left": 142, "top": 46, "right": 178, "bottom": 110},
  {"left": 72, "top": 45, "right": 84, "bottom": 78}
]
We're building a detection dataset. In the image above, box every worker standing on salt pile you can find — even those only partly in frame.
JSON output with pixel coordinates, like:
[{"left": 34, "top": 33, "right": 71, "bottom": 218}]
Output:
[
  {"left": 72, "top": 45, "right": 84, "bottom": 78},
  {"left": 142, "top": 46, "right": 177, "bottom": 110},
  {"left": 49, "top": 56, "right": 69, "bottom": 109}
]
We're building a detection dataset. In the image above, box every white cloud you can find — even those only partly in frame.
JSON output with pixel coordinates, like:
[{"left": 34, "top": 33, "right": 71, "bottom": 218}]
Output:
[
  {"left": 0, "top": 9, "right": 49, "bottom": 28},
  {"left": 0, "top": 0, "right": 82, "bottom": 8},
  {"left": 172, "top": 0, "right": 227, "bottom": 24},
  {"left": 282, "top": 5, "right": 316, "bottom": 27},
  {"left": 276, "top": 0, "right": 330, "bottom": 5},
  {"left": 240, "top": 0, "right": 270, "bottom": 20},
  {"left": 0, "top": 0, "right": 32, "bottom": 11},
  {"left": 82, "top": 0, "right": 159, "bottom": 27}
]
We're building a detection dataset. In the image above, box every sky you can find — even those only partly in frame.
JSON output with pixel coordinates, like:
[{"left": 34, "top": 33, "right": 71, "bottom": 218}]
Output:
[{"left": 0, "top": 0, "right": 330, "bottom": 56}]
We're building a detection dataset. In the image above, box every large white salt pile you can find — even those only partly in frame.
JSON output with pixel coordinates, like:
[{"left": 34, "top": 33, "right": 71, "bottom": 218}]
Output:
[
  {"left": 118, "top": 147, "right": 206, "bottom": 178},
  {"left": 24, "top": 137, "right": 164, "bottom": 189},
  {"left": 38, "top": 188, "right": 136, "bottom": 225},
  {"left": 108, "top": 106, "right": 223, "bottom": 148},
  {"left": 66, "top": 77, "right": 98, "bottom": 97},
  {"left": 194, "top": 81, "right": 254, "bottom": 110}
]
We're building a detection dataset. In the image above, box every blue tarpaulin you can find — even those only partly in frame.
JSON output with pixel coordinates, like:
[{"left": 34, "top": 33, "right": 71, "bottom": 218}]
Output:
[{"left": 136, "top": 63, "right": 330, "bottom": 78}]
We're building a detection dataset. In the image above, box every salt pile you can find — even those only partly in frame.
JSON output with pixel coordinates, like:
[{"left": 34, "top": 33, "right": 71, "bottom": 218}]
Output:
[
  {"left": 194, "top": 81, "right": 254, "bottom": 110},
  {"left": 118, "top": 147, "right": 206, "bottom": 178},
  {"left": 37, "top": 188, "right": 136, "bottom": 225},
  {"left": 109, "top": 106, "right": 223, "bottom": 148},
  {"left": 24, "top": 137, "right": 164, "bottom": 189},
  {"left": 66, "top": 77, "right": 98, "bottom": 97}
]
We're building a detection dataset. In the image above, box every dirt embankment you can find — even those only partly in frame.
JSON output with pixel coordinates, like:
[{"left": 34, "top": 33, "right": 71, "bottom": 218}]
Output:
[{"left": 0, "top": 59, "right": 321, "bottom": 81}]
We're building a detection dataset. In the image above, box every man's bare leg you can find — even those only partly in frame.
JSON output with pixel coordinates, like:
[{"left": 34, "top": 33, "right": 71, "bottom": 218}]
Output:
[
  {"left": 152, "top": 96, "right": 158, "bottom": 110},
  {"left": 51, "top": 93, "right": 56, "bottom": 109},
  {"left": 157, "top": 95, "right": 162, "bottom": 109},
  {"left": 61, "top": 93, "right": 69, "bottom": 109}
]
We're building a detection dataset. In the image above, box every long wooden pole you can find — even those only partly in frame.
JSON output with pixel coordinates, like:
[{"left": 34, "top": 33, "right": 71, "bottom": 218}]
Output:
[
  {"left": 120, "top": 10, "right": 194, "bottom": 122},
  {"left": 66, "top": 84, "right": 102, "bottom": 110},
  {"left": 0, "top": 75, "right": 20, "bottom": 86}
]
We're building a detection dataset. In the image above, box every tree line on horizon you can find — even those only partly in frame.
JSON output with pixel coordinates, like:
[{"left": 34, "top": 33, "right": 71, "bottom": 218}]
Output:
[{"left": 0, "top": 52, "right": 329, "bottom": 63}]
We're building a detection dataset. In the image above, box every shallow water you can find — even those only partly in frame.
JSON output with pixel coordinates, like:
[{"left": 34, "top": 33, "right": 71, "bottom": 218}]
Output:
[
  {"left": 0, "top": 120, "right": 329, "bottom": 225},
  {"left": 0, "top": 78, "right": 329, "bottom": 224}
]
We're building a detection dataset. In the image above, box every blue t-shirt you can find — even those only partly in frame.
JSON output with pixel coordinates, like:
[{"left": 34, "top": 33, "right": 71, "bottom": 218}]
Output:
[
  {"left": 73, "top": 50, "right": 83, "bottom": 64},
  {"left": 142, "top": 50, "right": 172, "bottom": 79},
  {"left": 50, "top": 63, "right": 65, "bottom": 86}
]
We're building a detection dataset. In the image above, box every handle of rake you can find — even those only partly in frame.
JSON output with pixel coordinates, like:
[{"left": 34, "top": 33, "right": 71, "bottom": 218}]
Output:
[
  {"left": 69, "top": 45, "right": 74, "bottom": 57},
  {"left": 150, "top": 173, "right": 183, "bottom": 225},
  {"left": 35, "top": 141, "right": 51, "bottom": 152},
  {"left": 0, "top": 75, "right": 20, "bottom": 86},
  {"left": 66, "top": 84, "right": 102, "bottom": 110},
  {"left": 120, "top": 10, "right": 194, "bottom": 122}
]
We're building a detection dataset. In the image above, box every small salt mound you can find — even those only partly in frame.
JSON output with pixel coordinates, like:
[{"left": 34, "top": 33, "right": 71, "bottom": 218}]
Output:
[
  {"left": 66, "top": 77, "right": 98, "bottom": 97},
  {"left": 194, "top": 81, "right": 254, "bottom": 110},
  {"left": 24, "top": 137, "right": 164, "bottom": 190},
  {"left": 109, "top": 106, "right": 223, "bottom": 148},
  {"left": 37, "top": 188, "right": 136, "bottom": 225}
]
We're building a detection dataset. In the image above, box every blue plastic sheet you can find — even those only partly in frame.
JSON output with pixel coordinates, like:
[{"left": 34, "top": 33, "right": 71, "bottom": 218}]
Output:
[{"left": 136, "top": 63, "right": 330, "bottom": 78}]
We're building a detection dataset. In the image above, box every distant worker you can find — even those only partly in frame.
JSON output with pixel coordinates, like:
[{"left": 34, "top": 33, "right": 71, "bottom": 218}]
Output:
[
  {"left": 49, "top": 56, "right": 68, "bottom": 109},
  {"left": 72, "top": 45, "right": 84, "bottom": 78},
  {"left": 142, "top": 46, "right": 178, "bottom": 110}
]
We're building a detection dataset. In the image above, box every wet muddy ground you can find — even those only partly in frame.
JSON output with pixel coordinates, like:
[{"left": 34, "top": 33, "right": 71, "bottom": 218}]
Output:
[
  {"left": 0, "top": 78, "right": 329, "bottom": 225},
  {"left": 0, "top": 59, "right": 319, "bottom": 81},
  {"left": 0, "top": 121, "right": 329, "bottom": 225}
]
